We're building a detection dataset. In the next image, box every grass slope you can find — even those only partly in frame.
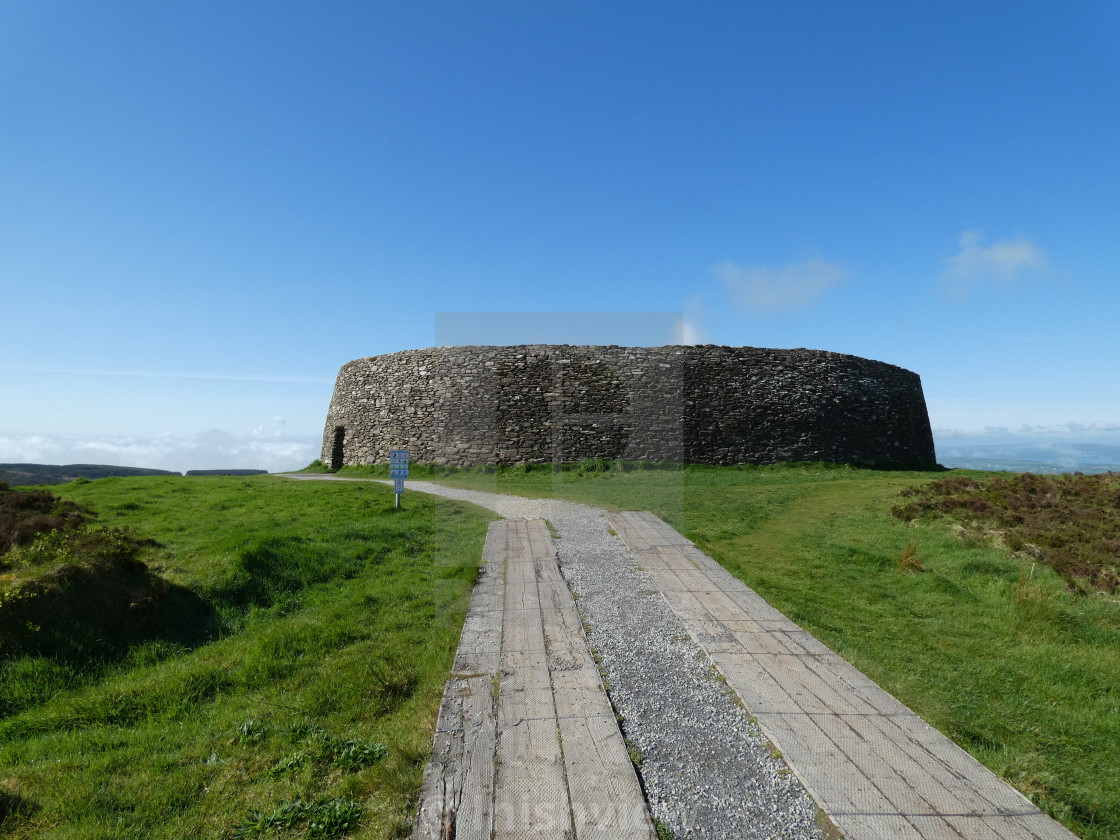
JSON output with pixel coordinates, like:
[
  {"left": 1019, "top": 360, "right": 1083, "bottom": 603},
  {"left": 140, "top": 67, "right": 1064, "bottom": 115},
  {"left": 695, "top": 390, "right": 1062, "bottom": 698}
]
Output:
[
  {"left": 420, "top": 461, "right": 1119, "bottom": 840},
  {"left": 0, "top": 476, "right": 494, "bottom": 839}
]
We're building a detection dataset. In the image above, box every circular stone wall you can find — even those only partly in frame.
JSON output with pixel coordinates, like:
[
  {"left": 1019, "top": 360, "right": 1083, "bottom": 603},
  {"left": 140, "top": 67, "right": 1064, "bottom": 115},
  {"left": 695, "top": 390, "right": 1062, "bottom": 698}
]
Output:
[{"left": 320, "top": 345, "right": 936, "bottom": 469}]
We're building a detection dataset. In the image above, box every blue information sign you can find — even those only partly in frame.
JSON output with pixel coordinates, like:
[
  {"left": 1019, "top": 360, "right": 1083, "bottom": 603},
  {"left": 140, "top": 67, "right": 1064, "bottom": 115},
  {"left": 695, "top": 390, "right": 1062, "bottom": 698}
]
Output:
[
  {"left": 389, "top": 450, "right": 409, "bottom": 508},
  {"left": 389, "top": 449, "right": 410, "bottom": 478}
]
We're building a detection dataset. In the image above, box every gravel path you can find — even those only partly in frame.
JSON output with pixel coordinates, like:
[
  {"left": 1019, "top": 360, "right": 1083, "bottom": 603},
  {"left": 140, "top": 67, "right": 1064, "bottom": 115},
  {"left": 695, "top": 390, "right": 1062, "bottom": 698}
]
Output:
[{"left": 406, "top": 480, "right": 827, "bottom": 840}]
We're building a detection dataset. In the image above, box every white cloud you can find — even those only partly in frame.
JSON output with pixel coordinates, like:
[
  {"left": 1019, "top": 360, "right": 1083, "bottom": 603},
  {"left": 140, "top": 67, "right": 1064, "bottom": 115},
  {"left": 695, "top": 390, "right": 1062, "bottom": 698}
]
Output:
[
  {"left": 715, "top": 258, "right": 846, "bottom": 314},
  {"left": 0, "top": 431, "right": 320, "bottom": 474},
  {"left": 944, "top": 230, "right": 1048, "bottom": 299}
]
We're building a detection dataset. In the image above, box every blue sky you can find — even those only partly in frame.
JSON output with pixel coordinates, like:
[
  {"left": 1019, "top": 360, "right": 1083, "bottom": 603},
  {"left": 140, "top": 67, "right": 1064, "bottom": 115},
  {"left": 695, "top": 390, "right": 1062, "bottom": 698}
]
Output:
[{"left": 2, "top": 1, "right": 1118, "bottom": 472}]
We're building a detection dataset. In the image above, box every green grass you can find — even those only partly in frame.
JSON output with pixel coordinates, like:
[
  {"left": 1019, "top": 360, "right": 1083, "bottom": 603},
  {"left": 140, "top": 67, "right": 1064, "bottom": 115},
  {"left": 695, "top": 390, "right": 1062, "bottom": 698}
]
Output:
[
  {"left": 424, "top": 462, "right": 1120, "bottom": 840},
  {"left": 0, "top": 475, "right": 494, "bottom": 839},
  {"left": 6, "top": 463, "right": 1118, "bottom": 838}
]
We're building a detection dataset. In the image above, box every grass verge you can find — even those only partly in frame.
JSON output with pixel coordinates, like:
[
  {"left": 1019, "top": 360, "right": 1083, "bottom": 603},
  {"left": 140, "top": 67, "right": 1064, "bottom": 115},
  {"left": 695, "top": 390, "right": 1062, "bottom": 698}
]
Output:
[{"left": 0, "top": 475, "right": 493, "bottom": 839}]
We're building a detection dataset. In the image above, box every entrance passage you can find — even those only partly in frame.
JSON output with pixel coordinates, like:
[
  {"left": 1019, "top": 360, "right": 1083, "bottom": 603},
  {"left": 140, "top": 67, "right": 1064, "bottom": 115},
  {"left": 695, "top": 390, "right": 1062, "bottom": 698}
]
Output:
[{"left": 331, "top": 427, "right": 345, "bottom": 470}]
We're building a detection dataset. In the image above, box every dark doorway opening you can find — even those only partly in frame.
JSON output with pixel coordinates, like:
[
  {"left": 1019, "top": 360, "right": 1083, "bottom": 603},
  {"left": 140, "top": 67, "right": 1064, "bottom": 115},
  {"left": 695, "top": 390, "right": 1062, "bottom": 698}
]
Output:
[{"left": 331, "top": 427, "right": 345, "bottom": 470}]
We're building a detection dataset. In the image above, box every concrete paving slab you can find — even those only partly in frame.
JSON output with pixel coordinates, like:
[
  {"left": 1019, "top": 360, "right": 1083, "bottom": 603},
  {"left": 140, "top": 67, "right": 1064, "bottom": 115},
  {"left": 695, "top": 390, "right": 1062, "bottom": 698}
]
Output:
[{"left": 608, "top": 509, "right": 1079, "bottom": 840}]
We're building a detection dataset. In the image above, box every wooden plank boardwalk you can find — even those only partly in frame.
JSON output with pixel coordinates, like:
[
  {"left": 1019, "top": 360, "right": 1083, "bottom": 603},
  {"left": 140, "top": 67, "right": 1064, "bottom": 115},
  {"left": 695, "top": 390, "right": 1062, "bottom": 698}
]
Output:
[
  {"left": 609, "top": 510, "right": 1080, "bottom": 840},
  {"left": 413, "top": 518, "right": 656, "bottom": 840}
]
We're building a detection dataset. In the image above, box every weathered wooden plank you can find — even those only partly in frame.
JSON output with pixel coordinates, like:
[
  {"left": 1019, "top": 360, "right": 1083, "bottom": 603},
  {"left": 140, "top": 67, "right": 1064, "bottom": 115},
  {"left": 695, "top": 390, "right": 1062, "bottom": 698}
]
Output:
[
  {"left": 412, "top": 675, "right": 496, "bottom": 840},
  {"left": 493, "top": 718, "right": 572, "bottom": 839},
  {"left": 493, "top": 519, "right": 570, "bottom": 840},
  {"left": 546, "top": 644, "right": 596, "bottom": 678},
  {"left": 945, "top": 814, "right": 1082, "bottom": 840},
  {"left": 504, "top": 580, "right": 539, "bottom": 616},
  {"left": 879, "top": 714, "right": 1046, "bottom": 813},
  {"left": 503, "top": 609, "right": 545, "bottom": 653},
  {"left": 750, "top": 710, "right": 877, "bottom": 815},
  {"left": 500, "top": 651, "right": 554, "bottom": 691},
  {"left": 910, "top": 815, "right": 1017, "bottom": 840},
  {"left": 524, "top": 517, "right": 555, "bottom": 559},
  {"left": 452, "top": 610, "right": 504, "bottom": 673},
  {"left": 537, "top": 568, "right": 585, "bottom": 648},
  {"left": 753, "top": 653, "right": 876, "bottom": 715},
  {"left": 450, "top": 676, "right": 498, "bottom": 840},
  {"left": 551, "top": 672, "right": 615, "bottom": 720},
  {"left": 502, "top": 523, "right": 530, "bottom": 567},
  {"left": 453, "top": 523, "right": 512, "bottom": 673},
  {"left": 830, "top": 814, "right": 927, "bottom": 840},
  {"left": 502, "top": 548, "right": 545, "bottom": 654},
  {"left": 497, "top": 685, "right": 557, "bottom": 727},
  {"left": 724, "top": 624, "right": 803, "bottom": 656},
  {"left": 559, "top": 714, "right": 658, "bottom": 840},
  {"left": 412, "top": 724, "right": 456, "bottom": 838},
  {"left": 795, "top": 653, "right": 914, "bottom": 715},
  {"left": 708, "top": 650, "right": 798, "bottom": 714},
  {"left": 811, "top": 713, "right": 954, "bottom": 816},
  {"left": 846, "top": 713, "right": 1001, "bottom": 814}
]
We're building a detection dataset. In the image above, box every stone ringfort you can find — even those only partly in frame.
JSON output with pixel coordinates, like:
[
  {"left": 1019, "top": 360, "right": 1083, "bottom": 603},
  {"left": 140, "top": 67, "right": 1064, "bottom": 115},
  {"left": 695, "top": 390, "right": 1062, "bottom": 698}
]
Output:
[{"left": 320, "top": 344, "right": 937, "bottom": 469}]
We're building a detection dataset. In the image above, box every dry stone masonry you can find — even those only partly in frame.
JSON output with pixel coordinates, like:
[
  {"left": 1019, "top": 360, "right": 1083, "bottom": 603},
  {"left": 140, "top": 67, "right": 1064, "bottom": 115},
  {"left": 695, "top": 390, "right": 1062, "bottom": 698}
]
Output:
[{"left": 320, "top": 345, "right": 937, "bottom": 469}]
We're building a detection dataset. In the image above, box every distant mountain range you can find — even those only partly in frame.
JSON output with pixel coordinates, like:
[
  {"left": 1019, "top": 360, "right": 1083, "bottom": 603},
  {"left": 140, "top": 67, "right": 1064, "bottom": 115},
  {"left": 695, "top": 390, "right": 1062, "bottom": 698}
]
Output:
[
  {"left": 184, "top": 469, "right": 268, "bottom": 477},
  {"left": 936, "top": 442, "right": 1120, "bottom": 474},
  {"left": 0, "top": 463, "right": 181, "bottom": 485},
  {"left": 1, "top": 464, "right": 269, "bottom": 485},
  {"left": 6, "top": 446, "right": 1117, "bottom": 486}
]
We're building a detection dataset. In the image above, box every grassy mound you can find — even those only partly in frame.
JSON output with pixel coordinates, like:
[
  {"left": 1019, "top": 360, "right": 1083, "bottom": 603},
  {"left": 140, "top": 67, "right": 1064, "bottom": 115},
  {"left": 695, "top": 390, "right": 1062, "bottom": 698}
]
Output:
[
  {"left": 0, "top": 475, "right": 494, "bottom": 839},
  {"left": 1, "top": 527, "right": 215, "bottom": 684}
]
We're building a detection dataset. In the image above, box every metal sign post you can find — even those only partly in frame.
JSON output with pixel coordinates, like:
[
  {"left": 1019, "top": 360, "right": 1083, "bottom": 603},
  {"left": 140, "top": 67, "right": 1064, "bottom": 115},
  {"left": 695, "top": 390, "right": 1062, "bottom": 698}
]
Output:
[{"left": 389, "top": 449, "right": 409, "bottom": 508}]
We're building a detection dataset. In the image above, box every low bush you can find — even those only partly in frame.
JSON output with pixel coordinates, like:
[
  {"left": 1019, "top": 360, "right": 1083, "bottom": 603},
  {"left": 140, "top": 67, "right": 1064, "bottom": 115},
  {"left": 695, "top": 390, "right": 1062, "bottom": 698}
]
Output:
[
  {"left": 0, "top": 486, "right": 85, "bottom": 555},
  {"left": 894, "top": 472, "right": 1120, "bottom": 592}
]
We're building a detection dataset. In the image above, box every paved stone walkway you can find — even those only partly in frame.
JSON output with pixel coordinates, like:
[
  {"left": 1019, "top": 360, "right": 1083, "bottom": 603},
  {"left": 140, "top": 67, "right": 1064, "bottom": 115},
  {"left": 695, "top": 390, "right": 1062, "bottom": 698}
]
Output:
[{"left": 413, "top": 517, "right": 655, "bottom": 840}]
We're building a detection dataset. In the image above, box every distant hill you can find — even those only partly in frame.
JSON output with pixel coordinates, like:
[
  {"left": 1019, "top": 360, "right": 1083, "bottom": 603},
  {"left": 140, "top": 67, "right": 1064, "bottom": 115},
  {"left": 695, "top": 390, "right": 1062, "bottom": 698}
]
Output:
[
  {"left": 938, "top": 457, "right": 1120, "bottom": 474},
  {"left": 184, "top": 469, "right": 268, "bottom": 476},
  {"left": 0, "top": 463, "right": 181, "bottom": 486},
  {"left": 937, "top": 442, "right": 1120, "bottom": 474}
]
